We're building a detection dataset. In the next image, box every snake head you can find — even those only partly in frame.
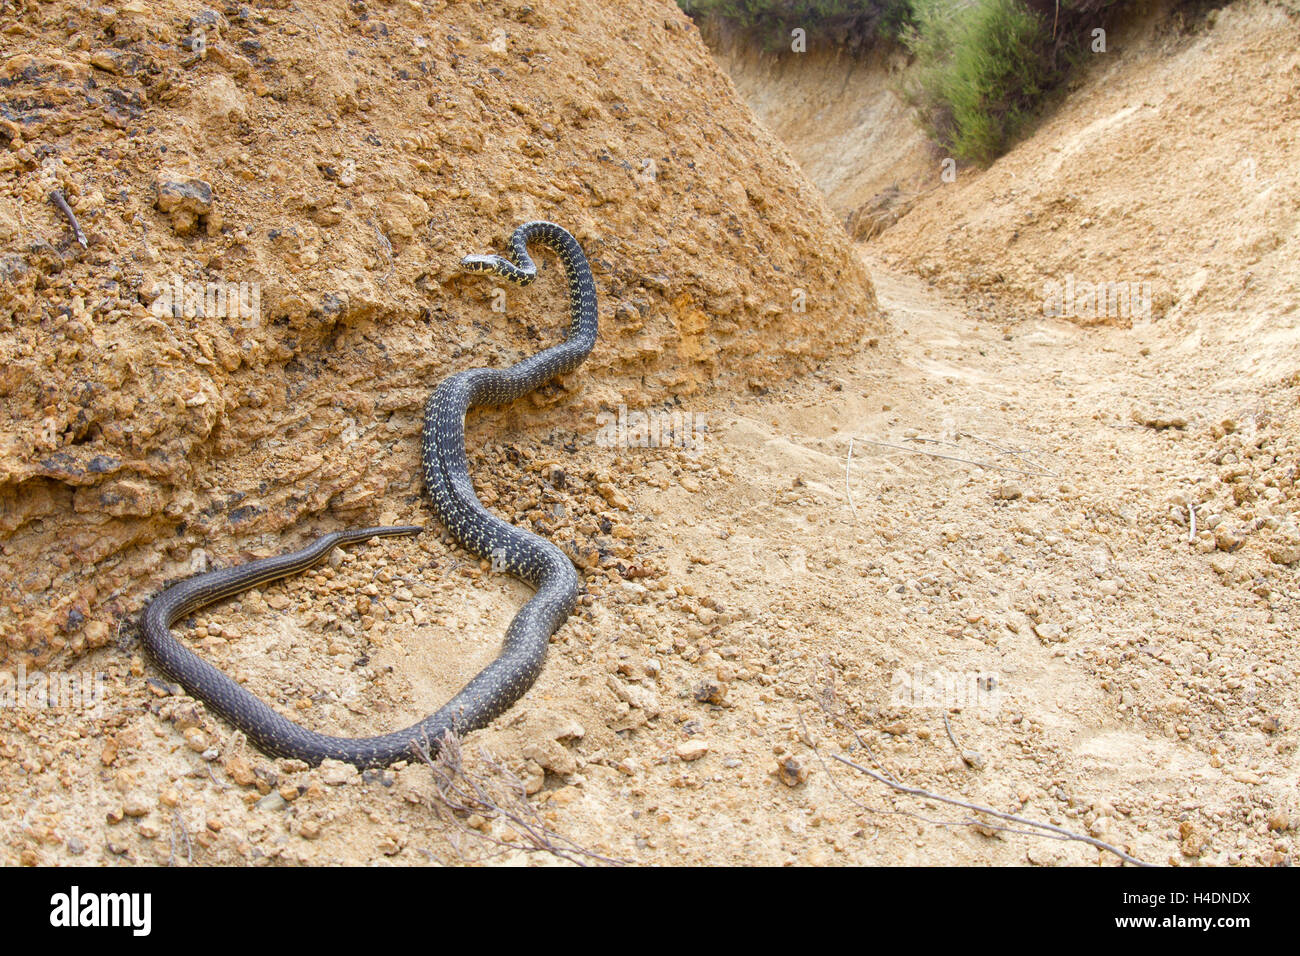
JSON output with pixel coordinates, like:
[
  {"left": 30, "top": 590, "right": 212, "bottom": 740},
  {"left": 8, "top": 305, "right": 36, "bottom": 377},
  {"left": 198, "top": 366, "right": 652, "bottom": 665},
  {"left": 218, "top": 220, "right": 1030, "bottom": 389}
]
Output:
[{"left": 461, "top": 254, "right": 507, "bottom": 273}]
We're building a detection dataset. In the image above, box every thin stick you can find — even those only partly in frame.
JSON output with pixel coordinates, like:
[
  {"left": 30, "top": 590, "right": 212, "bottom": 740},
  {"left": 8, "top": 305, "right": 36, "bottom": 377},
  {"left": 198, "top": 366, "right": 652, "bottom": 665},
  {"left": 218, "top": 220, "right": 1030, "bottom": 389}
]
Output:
[
  {"left": 942, "top": 712, "right": 962, "bottom": 753},
  {"left": 414, "top": 735, "right": 628, "bottom": 867},
  {"left": 943, "top": 712, "right": 983, "bottom": 768},
  {"left": 955, "top": 432, "right": 1028, "bottom": 456},
  {"left": 1188, "top": 503, "right": 1197, "bottom": 543},
  {"left": 808, "top": 688, "right": 1145, "bottom": 865},
  {"left": 830, "top": 753, "right": 1152, "bottom": 867},
  {"left": 801, "top": 709, "right": 1122, "bottom": 856},
  {"left": 168, "top": 807, "right": 193, "bottom": 866},
  {"left": 908, "top": 435, "right": 1041, "bottom": 468},
  {"left": 49, "top": 189, "right": 87, "bottom": 248},
  {"left": 844, "top": 437, "right": 858, "bottom": 522},
  {"left": 853, "top": 438, "right": 1058, "bottom": 478},
  {"left": 799, "top": 714, "right": 953, "bottom": 830},
  {"left": 954, "top": 431, "right": 1049, "bottom": 470}
]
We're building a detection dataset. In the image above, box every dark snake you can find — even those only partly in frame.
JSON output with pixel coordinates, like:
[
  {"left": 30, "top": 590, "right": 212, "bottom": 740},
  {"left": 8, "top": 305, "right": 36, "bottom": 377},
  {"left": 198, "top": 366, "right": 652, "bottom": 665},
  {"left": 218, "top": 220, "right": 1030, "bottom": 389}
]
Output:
[{"left": 142, "top": 221, "right": 598, "bottom": 767}]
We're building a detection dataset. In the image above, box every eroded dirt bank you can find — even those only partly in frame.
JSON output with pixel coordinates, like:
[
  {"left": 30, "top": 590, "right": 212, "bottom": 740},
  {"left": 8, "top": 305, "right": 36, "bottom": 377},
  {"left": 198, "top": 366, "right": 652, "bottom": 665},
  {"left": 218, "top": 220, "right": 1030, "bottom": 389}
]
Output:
[
  {"left": 874, "top": 0, "right": 1300, "bottom": 338},
  {"left": 0, "top": 0, "right": 879, "bottom": 669},
  {"left": 701, "top": 17, "right": 932, "bottom": 225}
]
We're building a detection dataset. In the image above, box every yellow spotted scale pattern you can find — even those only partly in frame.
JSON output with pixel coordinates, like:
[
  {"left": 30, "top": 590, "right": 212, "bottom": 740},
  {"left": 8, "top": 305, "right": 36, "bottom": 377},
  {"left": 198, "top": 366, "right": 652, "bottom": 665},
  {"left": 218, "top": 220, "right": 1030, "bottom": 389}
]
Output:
[{"left": 142, "top": 221, "right": 598, "bottom": 767}]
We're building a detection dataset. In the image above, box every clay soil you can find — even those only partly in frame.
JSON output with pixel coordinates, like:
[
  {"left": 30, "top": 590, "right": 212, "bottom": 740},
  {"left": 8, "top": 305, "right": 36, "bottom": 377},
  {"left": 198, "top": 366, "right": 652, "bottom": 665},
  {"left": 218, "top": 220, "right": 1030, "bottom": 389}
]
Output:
[{"left": 2, "top": 0, "right": 1298, "bottom": 866}]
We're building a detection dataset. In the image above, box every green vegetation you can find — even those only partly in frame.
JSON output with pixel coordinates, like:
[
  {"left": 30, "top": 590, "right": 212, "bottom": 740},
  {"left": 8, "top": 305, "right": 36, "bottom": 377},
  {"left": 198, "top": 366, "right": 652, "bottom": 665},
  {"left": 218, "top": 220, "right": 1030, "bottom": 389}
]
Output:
[
  {"left": 901, "top": 0, "right": 1051, "bottom": 164},
  {"left": 900, "top": 0, "right": 1171, "bottom": 162},
  {"left": 679, "top": 0, "right": 1221, "bottom": 165}
]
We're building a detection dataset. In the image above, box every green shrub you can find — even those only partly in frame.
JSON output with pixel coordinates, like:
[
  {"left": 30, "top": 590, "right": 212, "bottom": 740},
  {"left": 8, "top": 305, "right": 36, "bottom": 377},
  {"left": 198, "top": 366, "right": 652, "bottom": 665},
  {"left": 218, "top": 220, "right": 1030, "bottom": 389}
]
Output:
[{"left": 901, "top": 0, "right": 1052, "bottom": 164}]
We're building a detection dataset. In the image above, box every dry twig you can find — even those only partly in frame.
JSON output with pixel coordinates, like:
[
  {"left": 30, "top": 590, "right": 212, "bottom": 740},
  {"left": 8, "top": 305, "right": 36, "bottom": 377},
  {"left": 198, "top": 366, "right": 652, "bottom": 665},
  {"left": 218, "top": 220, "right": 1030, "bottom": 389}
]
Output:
[
  {"left": 414, "top": 733, "right": 628, "bottom": 867},
  {"left": 942, "top": 711, "right": 984, "bottom": 769},
  {"left": 167, "top": 807, "right": 193, "bottom": 866},
  {"left": 854, "top": 437, "right": 1058, "bottom": 478},
  {"left": 805, "top": 676, "right": 1149, "bottom": 866},
  {"left": 49, "top": 189, "right": 87, "bottom": 248},
  {"left": 830, "top": 753, "right": 1151, "bottom": 867}
]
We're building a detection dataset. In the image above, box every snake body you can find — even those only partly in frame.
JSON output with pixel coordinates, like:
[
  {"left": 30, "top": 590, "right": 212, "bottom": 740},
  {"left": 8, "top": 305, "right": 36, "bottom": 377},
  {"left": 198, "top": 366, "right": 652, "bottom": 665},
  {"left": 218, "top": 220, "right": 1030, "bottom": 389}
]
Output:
[{"left": 142, "top": 221, "right": 598, "bottom": 767}]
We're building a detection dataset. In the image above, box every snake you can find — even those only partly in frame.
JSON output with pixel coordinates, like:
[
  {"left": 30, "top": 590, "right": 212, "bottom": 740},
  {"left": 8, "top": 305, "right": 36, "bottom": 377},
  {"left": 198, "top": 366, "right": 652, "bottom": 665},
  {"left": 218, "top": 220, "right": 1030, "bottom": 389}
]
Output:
[{"left": 142, "top": 221, "right": 598, "bottom": 767}]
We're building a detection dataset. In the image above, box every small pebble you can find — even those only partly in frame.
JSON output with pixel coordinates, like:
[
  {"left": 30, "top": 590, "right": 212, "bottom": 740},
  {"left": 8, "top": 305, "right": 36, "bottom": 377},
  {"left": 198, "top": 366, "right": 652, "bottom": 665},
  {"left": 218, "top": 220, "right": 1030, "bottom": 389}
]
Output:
[
  {"left": 320, "top": 759, "right": 360, "bottom": 786},
  {"left": 676, "top": 740, "right": 709, "bottom": 762},
  {"left": 122, "top": 792, "right": 150, "bottom": 818},
  {"left": 256, "top": 792, "right": 288, "bottom": 812},
  {"left": 775, "top": 756, "right": 808, "bottom": 787},
  {"left": 992, "top": 482, "right": 1022, "bottom": 501}
]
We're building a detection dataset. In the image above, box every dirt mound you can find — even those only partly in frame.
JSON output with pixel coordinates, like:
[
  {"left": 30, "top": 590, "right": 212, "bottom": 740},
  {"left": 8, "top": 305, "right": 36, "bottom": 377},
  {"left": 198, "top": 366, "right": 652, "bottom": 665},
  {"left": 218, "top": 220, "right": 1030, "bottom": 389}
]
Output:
[{"left": 0, "top": 0, "right": 879, "bottom": 668}]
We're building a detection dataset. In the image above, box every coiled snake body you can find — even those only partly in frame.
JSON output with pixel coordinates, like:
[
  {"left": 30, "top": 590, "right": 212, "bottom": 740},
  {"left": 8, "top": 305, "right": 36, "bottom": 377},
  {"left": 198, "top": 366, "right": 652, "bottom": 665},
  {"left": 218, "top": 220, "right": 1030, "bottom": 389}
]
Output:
[{"left": 142, "top": 221, "right": 598, "bottom": 767}]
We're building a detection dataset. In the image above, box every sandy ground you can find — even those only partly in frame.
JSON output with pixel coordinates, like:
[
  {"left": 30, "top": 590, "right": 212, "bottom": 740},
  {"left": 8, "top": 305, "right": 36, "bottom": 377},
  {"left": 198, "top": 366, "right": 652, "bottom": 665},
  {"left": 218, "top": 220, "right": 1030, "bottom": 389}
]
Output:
[
  {"left": 5, "top": 250, "right": 1295, "bottom": 866},
  {"left": 3, "top": 0, "right": 1297, "bottom": 867}
]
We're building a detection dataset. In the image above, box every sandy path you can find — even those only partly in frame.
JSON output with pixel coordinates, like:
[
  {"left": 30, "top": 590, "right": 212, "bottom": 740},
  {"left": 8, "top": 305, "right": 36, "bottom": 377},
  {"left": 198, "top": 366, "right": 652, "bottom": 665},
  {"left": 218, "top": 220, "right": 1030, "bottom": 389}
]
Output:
[{"left": 565, "top": 251, "right": 1296, "bottom": 865}]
